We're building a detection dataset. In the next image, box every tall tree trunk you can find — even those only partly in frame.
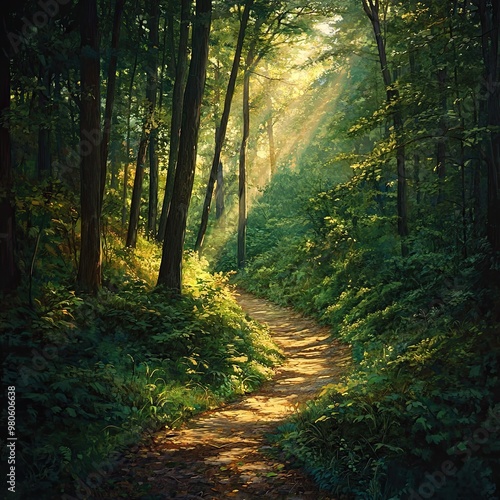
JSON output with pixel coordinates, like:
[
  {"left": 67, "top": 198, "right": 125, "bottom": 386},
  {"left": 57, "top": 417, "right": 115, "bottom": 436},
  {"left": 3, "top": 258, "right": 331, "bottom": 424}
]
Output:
[
  {"left": 266, "top": 92, "right": 277, "bottom": 179},
  {"left": 147, "top": 0, "right": 160, "bottom": 238},
  {"left": 157, "top": 0, "right": 190, "bottom": 242},
  {"left": 215, "top": 159, "right": 224, "bottom": 219},
  {"left": 37, "top": 65, "right": 51, "bottom": 179},
  {"left": 110, "top": 115, "right": 119, "bottom": 190},
  {"left": 77, "top": 0, "right": 102, "bottom": 294},
  {"left": 157, "top": 0, "right": 212, "bottom": 293},
  {"left": 0, "top": 22, "right": 19, "bottom": 292},
  {"left": 100, "top": 0, "right": 126, "bottom": 204},
  {"left": 475, "top": 0, "right": 500, "bottom": 252},
  {"left": 54, "top": 72, "right": 64, "bottom": 168},
  {"left": 126, "top": 132, "right": 149, "bottom": 247},
  {"left": 157, "top": 12, "right": 169, "bottom": 113},
  {"left": 122, "top": 44, "right": 139, "bottom": 227},
  {"left": 436, "top": 67, "right": 447, "bottom": 205},
  {"left": 194, "top": 0, "right": 254, "bottom": 252},
  {"left": 238, "top": 46, "right": 254, "bottom": 269},
  {"left": 126, "top": 17, "right": 158, "bottom": 249},
  {"left": 362, "top": 0, "right": 409, "bottom": 256}
]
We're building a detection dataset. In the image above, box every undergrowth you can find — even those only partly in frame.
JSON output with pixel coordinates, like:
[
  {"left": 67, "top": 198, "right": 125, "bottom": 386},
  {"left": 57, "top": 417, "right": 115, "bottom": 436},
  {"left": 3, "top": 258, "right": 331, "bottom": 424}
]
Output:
[
  {"left": 1, "top": 181, "right": 282, "bottom": 498},
  {"left": 228, "top": 169, "right": 500, "bottom": 499}
]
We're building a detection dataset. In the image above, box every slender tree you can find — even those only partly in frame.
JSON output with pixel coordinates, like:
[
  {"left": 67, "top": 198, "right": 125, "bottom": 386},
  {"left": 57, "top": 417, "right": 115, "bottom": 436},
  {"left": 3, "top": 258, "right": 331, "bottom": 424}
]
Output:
[
  {"left": 157, "top": 0, "right": 212, "bottom": 292},
  {"left": 474, "top": 0, "right": 500, "bottom": 252},
  {"left": 362, "top": 0, "right": 409, "bottom": 256},
  {"left": 194, "top": 0, "right": 254, "bottom": 252},
  {"left": 77, "top": 0, "right": 102, "bottom": 293},
  {"left": 100, "top": 0, "right": 126, "bottom": 203},
  {"left": 266, "top": 92, "right": 277, "bottom": 178},
  {"left": 215, "top": 159, "right": 225, "bottom": 219},
  {"left": 126, "top": 0, "right": 160, "bottom": 248},
  {"left": 147, "top": 0, "right": 160, "bottom": 238},
  {"left": 157, "top": 0, "right": 190, "bottom": 242},
  {"left": 37, "top": 63, "right": 51, "bottom": 179},
  {"left": 122, "top": 33, "right": 140, "bottom": 227},
  {"left": 238, "top": 45, "right": 254, "bottom": 269},
  {"left": 0, "top": 6, "right": 18, "bottom": 292}
]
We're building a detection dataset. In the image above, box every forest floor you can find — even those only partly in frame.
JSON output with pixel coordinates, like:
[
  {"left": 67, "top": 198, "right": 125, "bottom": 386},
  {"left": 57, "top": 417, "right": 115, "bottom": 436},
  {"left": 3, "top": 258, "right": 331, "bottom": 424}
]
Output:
[{"left": 95, "top": 289, "right": 351, "bottom": 499}]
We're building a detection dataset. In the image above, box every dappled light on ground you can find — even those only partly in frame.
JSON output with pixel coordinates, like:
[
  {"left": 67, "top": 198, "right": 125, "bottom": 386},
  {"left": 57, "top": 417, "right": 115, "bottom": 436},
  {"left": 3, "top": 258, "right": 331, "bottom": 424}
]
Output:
[{"left": 97, "top": 290, "right": 350, "bottom": 499}]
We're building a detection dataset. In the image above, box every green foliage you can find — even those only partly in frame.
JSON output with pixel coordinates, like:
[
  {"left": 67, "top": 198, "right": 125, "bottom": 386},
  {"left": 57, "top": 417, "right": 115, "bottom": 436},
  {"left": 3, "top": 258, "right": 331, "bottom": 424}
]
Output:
[
  {"left": 233, "top": 170, "right": 500, "bottom": 497},
  {"left": 1, "top": 234, "right": 281, "bottom": 497}
]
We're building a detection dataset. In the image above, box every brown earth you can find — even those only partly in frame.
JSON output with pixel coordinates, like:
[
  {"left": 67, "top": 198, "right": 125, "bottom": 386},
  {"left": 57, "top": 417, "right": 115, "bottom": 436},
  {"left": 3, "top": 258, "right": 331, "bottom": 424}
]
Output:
[{"left": 94, "top": 289, "right": 351, "bottom": 499}]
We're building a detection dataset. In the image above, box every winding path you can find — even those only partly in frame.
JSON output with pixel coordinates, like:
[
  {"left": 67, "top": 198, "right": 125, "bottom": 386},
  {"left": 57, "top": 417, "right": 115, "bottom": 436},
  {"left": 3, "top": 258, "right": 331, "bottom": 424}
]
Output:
[{"left": 98, "top": 289, "right": 351, "bottom": 499}]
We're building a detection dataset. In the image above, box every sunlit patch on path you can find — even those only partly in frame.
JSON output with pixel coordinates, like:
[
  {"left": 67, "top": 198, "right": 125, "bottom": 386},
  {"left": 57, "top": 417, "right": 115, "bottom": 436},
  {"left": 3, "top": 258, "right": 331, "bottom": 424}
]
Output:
[{"left": 98, "top": 290, "right": 351, "bottom": 499}]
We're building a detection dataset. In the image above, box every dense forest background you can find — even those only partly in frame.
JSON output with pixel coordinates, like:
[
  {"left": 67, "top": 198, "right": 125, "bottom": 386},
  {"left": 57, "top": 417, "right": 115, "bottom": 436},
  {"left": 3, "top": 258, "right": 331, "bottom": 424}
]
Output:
[{"left": 1, "top": 0, "right": 500, "bottom": 498}]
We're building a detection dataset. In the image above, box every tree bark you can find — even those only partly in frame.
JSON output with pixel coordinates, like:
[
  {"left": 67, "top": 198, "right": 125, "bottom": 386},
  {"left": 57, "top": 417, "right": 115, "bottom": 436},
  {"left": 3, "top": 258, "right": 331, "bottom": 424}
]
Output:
[
  {"left": 194, "top": 0, "right": 254, "bottom": 252},
  {"left": 215, "top": 159, "right": 224, "bottom": 219},
  {"left": 157, "top": 0, "right": 212, "bottom": 293},
  {"left": 100, "top": 0, "right": 126, "bottom": 203},
  {"left": 157, "top": 0, "right": 190, "bottom": 242},
  {"left": 77, "top": 0, "right": 102, "bottom": 294},
  {"left": 126, "top": 132, "right": 149, "bottom": 247}
]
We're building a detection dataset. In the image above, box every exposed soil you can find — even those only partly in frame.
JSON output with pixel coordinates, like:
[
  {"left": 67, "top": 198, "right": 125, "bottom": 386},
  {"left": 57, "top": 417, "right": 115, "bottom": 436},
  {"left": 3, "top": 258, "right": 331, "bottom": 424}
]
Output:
[{"left": 94, "top": 289, "right": 351, "bottom": 499}]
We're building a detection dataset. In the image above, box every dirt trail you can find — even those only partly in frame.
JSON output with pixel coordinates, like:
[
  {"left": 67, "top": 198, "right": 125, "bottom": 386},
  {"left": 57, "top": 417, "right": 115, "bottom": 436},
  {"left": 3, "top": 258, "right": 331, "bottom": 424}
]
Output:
[{"left": 97, "top": 289, "right": 351, "bottom": 499}]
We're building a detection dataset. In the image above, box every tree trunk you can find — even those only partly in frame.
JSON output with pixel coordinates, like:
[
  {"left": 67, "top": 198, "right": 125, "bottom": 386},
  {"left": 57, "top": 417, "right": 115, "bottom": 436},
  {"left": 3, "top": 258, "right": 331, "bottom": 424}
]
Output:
[
  {"left": 157, "top": 0, "right": 212, "bottom": 293},
  {"left": 125, "top": 132, "right": 149, "bottom": 247},
  {"left": 362, "top": 0, "right": 409, "bottom": 255},
  {"left": 436, "top": 67, "right": 447, "bottom": 205},
  {"left": 100, "top": 0, "right": 125, "bottom": 204},
  {"left": 266, "top": 91, "right": 276, "bottom": 178},
  {"left": 157, "top": 0, "right": 190, "bottom": 242},
  {"left": 0, "top": 23, "right": 19, "bottom": 292},
  {"left": 126, "top": 3, "right": 159, "bottom": 248},
  {"left": 37, "top": 66, "right": 51, "bottom": 179},
  {"left": 147, "top": 0, "right": 160, "bottom": 238},
  {"left": 77, "top": 0, "right": 102, "bottom": 294},
  {"left": 238, "top": 47, "right": 254, "bottom": 269},
  {"left": 122, "top": 43, "right": 140, "bottom": 228},
  {"left": 194, "top": 0, "right": 254, "bottom": 252},
  {"left": 215, "top": 159, "right": 224, "bottom": 219},
  {"left": 475, "top": 0, "right": 500, "bottom": 252}
]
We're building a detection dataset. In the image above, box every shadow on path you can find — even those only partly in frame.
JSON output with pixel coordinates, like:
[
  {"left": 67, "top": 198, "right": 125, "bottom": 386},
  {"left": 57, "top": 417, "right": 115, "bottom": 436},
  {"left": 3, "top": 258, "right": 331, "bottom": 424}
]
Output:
[{"left": 96, "top": 289, "right": 351, "bottom": 499}]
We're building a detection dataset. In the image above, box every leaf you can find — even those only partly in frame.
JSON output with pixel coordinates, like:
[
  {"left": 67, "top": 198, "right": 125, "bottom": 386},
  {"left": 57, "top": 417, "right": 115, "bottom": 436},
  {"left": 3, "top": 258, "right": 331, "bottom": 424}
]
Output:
[{"left": 66, "top": 407, "right": 77, "bottom": 418}]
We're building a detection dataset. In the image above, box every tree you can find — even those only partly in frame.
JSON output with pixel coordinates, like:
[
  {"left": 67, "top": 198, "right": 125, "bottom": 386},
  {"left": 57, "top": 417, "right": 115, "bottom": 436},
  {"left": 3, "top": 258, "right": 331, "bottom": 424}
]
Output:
[
  {"left": 0, "top": 5, "right": 19, "bottom": 292},
  {"left": 77, "top": 0, "right": 102, "bottom": 293},
  {"left": 126, "top": 0, "right": 160, "bottom": 248},
  {"left": 36, "top": 61, "right": 51, "bottom": 179},
  {"left": 100, "top": 0, "right": 126, "bottom": 204},
  {"left": 362, "top": 0, "right": 409, "bottom": 256},
  {"left": 147, "top": 0, "right": 160, "bottom": 238},
  {"left": 157, "top": 0, "right": 212, "bottom": 293},
  {"left": 157, "top": 0, "right": 190, "bottom": 242},
  {"left": 474, "top": 0, "right": 500, "bottom": 252},
  {"left": 238, "top": 44, "right": 254, "bottom": 269},
  {"left": 194, "top": 0, "right": 254, "bottom": 252}
]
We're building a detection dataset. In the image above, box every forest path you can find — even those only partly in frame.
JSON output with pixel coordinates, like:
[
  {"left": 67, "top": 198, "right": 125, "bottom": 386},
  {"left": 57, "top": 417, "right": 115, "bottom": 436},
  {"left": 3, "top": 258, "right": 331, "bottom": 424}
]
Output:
[{"left": 99, "top": 289, "right": 351, "bottom": 499}]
